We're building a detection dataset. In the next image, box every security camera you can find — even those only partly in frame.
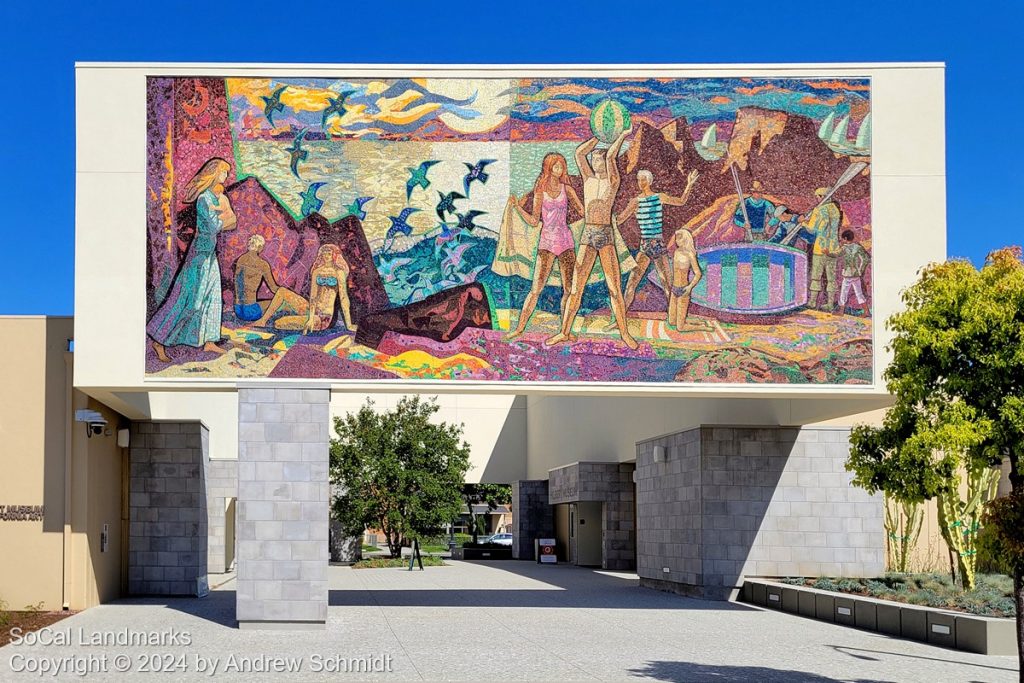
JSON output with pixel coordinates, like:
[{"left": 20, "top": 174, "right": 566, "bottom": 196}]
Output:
[{"left": 75, "top": 410, "right": 108, "bottom": 438}]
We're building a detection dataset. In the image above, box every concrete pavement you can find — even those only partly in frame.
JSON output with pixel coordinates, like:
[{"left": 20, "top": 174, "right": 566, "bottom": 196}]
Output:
[{"left": 1, "top": 560, "right": 1018, "bottom": 681}]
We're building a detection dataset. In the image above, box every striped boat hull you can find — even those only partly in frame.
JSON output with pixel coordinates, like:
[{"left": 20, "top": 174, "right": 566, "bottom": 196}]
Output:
[{"left": 691, "top": 243, "right": 808, "bottom": 321}]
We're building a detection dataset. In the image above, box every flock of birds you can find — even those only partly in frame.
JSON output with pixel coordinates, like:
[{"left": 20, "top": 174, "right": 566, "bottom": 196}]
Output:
[
  {"left": 377, "top": 159, "right": 495, "bottom": 305},
  {"left": 382, "top": 159, "right": 494, "bottom": 252},
  {"left": 259, "top": 84, "right": 497, "bottom": 305}
]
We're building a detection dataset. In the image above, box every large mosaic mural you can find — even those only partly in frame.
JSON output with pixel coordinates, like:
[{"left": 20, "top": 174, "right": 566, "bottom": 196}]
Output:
[{"left": 145, "top": 75, "right": 873, "bottom": 383}]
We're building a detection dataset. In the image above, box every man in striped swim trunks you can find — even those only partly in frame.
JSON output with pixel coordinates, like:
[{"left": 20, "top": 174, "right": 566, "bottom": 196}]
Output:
[
  {"left": 545, "top": 128, "right": 637, "bottom": 349},
  {"left": 615, "top": 166, "right": 700, "bottom": 317}
]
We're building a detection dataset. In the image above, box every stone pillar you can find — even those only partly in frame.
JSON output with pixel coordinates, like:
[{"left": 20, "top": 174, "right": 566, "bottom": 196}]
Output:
[
  {"left": 602, "top": 464, "right": 636, "bottom": 571},
  {"left": 511, "top": 480, "right": 553, "bottom": 560},
  {"left": 127, "top": 421, "right": 208, "bottom": 596},
  {"left": 635, "top": 425, "right": 885, "bottom": 600},
  {"left": 236, "top": 388, "right": 330, "bottom": 629}
]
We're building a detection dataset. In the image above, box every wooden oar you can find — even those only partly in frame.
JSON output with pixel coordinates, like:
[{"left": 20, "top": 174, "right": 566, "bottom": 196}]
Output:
[
  {"left": 730, "top": 164, "right": 753, "bottom": 242},
  {"left": 781, "top": 161, "right": 869, "bottom": 245}
]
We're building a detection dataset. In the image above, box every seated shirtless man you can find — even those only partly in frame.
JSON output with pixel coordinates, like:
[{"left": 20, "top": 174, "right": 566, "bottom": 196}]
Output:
[{"left": 232, "top": 235, "right": 304, "bottom": 325}]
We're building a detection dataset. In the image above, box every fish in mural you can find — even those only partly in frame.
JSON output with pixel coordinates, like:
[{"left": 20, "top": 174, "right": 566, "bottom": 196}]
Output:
[
  {"left": 261, "top": 85, "right": 287, "bottom": 127},
  {"left": 462, "top": 159, "right": 496, "bottom": 196},
  {"left": 405, "top": 161, "right": 441, "bottom": 200},
  {"left": 146, "top": 74, "right": 874, "bottom": 384}
]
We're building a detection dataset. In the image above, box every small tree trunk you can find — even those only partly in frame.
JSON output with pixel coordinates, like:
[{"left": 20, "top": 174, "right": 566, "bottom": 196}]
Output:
[{"left": 470, "top": 512, "right": 479, "bottom": 544}]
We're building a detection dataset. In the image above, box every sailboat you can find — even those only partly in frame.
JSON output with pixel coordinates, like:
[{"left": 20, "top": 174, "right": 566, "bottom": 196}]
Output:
[
  {"left": 701, "top": 123, "right": 718, "bottom": 148},
  {"left": 855, "top": 112, "right": 872, "bottom": 150},
  {"left": 695, "top": 122, "right": 726, "bottom": 160},
  {"left": 817, "top": 112, "right": 836, "bottom": 140},
  {"left": 829, "top": 115, "right": 850, "bottom": 145}
]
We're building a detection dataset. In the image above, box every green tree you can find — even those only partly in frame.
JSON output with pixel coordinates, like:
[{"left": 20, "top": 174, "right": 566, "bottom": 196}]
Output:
[
  {"left": 330, "top": 396, "right": 471, "bottom": 558},
  {"left": 462, "top": 484, "right": 512, "bottom": 544},
  {"left": 846, "top": 248, "right": 1024, "bottom": 673}
]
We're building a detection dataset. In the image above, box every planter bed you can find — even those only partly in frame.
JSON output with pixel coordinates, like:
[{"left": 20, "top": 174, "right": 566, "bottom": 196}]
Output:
[{"left": 740, "top": 578, "right": 1016, "bottom": 656}]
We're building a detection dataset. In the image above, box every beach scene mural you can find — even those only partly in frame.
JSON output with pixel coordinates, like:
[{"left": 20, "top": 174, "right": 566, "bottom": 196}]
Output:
[{"left": 145, "top": 75, "right": 873, "bottom": 383}]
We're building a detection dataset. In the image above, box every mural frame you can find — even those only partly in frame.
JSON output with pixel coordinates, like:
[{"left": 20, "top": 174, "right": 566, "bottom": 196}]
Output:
[{"left": 141, "top": 65, "right": 877, "bottom": 392}]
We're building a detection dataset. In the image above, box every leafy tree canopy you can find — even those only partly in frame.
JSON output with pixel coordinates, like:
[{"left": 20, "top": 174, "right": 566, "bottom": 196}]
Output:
[
  {"left": 330, "top": 396, "right": 471, "bottom": 557},
  {"left": 848, "top": 248, "right": 1024, "bottom": 499}
]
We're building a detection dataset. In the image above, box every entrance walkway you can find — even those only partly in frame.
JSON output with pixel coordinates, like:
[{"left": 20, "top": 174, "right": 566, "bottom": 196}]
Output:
[{"left": 1, "top": 561, "right": 1017, "bottom": 681}]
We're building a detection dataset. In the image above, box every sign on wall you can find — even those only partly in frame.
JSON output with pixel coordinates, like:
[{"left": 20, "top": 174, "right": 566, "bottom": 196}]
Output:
[
  {"left": 0, "top": 505, "right": 45, "bottom": 521},
  {"left": 145, "top": 74, "right": 872, "bottom": 384}
]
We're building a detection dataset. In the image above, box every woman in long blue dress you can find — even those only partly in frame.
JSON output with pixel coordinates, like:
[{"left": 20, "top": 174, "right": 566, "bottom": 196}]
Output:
[{"left": 148, "top": 157, "right": 237, "bottom": 363}]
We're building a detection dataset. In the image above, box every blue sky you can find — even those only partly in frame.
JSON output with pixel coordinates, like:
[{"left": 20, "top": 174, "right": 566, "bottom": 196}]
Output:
[{"left": 1, "top": 1, "right": 1020, "bottom": 315}]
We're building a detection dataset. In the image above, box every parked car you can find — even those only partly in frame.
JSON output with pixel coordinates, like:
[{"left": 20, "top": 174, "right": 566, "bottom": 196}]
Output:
[{"left": 487, "top": 533, "right": 513, "bottom": 546}]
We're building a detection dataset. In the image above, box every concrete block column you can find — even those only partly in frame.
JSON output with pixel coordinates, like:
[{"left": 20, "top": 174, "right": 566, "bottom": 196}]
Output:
[
  {"left": 511, "top": 480, "right": 553, "bottom": 560},
  {"left": 127, "top": 421, "right": 209, "bottom": 596},
  {"left": 603, "top": 464, "right": 636, "bottom": 571},
  {"left": 236, "top": 388, "right": 330, "bottom": 629}
]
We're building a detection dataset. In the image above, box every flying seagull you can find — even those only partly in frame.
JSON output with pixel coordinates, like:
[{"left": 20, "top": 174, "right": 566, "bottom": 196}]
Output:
[
  {"left": 463, "top": 159, "right": 497, "bottom": 196},
  {"left": 435, "top": 190, "right": 465, "bottom": 221},
  {"left": 406, "top": 160, "right": 441, "bottom": 200},
  {"left": 284, "top": 128, "right": 308, "bottom": 178},
  {"left": 261, "top": 85, "right": 287, "bottom": 127},
  {"left": 384, "top": 207, "right": 421, "bottom": 252},
  {"left": 341, "top": 196, "right": 375, "bottom": 221},
  {"left": 321, "top": 90, "right": 355, "bottom": 130},
  {"left": 299, "top": 182, "right": 327, "bottom": 217}
]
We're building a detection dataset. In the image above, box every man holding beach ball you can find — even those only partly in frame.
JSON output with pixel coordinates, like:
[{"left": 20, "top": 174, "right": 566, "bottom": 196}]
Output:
[{"left": 546, "top": 99, "right": 637, "bottom": 349}]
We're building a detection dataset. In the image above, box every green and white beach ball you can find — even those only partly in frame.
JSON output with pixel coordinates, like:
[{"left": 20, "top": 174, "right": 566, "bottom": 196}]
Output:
[{"left": 590, "top": 99, "right": 632, "bottom": 144}]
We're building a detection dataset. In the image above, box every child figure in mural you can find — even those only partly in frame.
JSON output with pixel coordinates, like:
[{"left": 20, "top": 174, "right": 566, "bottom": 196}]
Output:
[
  {"left": 838, "top": 229, "right": 870, "bottom": 316},
  {"left": 504, "top": 152, "right": 585, "bottom": 341},
  {"left": 614, "top": 165, "right": 700, "bottom": 320},
  {"left": 233, "top": 234, "right": 305, "bottom": 324},
  {"left": 148, "top": 158, "right": 237, "bottom": 363},
  {"left": 257, "top": 244, "right": 356, "bottom": 334},
  {"left": 667, "top": 228, "right": 705, "bottom": 330}
]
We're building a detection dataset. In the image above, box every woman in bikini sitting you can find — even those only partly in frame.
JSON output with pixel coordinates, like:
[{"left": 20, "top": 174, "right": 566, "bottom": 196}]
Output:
[{"left": 255, "top": 243, "right": 356, "bottom": 334}]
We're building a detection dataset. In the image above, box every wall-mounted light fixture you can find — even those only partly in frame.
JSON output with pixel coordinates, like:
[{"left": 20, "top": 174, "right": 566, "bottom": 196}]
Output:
[{"left": 653, "top": 445, "right": 667, "bottom": 463}]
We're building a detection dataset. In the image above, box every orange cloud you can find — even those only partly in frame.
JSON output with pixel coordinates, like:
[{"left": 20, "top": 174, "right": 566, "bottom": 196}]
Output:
[
  {"left": 735, "top": 84, "right": 781, "bottom": 96},
  {"left": 799, "top": 94, "right": 844, "bottom": 106},
  {"left": 805, "top": 79, "right": 871, "bottom": 92},
  {"left": 710, "top": 95, "right": 732, "bottom": 104},
  {"left": 547, "top": 99, "right": 593, "bottom": 116},
  {"left": 540, "top": 83, "right": 606, "bottom": 97}
]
